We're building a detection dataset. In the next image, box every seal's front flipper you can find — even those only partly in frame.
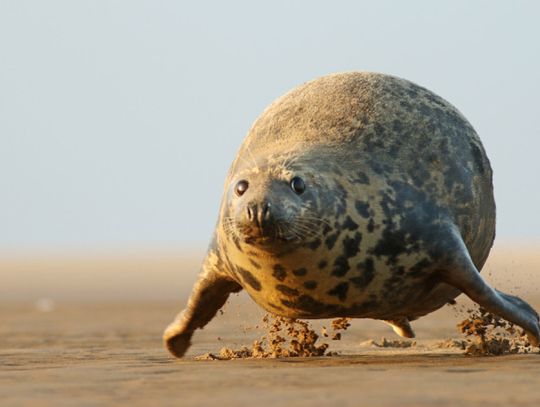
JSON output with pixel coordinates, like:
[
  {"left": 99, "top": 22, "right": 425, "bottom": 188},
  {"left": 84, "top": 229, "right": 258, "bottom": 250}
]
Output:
[
  {"left": 164, "top": 266, "right": 242, "bottom": 358},
  {"left": 438, "top": 227, "right": 540, "bottom": 347},
  {"left": 383, "top": 318, "right": 415, "bottom": 338}
]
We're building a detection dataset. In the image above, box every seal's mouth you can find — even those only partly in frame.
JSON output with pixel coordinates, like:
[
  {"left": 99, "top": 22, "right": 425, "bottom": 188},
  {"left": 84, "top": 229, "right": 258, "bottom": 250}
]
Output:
[
  {"left": 243, "top": 233, "right": 297, "bottom": 246},
  {"left": 222, "top": 214, "right": 325, "bottom": 249},
  {"left": 239, "top": 224, "right": 298, "bottom": 246}
]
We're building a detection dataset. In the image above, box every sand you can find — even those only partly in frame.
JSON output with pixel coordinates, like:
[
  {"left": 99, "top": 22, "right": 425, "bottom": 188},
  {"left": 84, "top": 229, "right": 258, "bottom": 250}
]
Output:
[{"left": 1, "top": 244, "right": 540, "bottom": 406}]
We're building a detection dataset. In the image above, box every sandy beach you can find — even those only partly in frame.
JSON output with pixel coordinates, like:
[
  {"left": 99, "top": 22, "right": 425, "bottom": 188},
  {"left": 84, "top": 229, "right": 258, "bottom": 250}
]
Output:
[
  {"left": 3, "top": 1, "right": 540, "bottom": 406},
  {"left": 1, "top": 243, "right": 540, "bottom": 406}
]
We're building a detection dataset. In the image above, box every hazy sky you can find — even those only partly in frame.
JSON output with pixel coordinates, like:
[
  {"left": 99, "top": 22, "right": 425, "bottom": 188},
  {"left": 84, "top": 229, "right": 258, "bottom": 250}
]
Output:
[{"left": 1, "top": 1, "right": 539, "bottom": 250}]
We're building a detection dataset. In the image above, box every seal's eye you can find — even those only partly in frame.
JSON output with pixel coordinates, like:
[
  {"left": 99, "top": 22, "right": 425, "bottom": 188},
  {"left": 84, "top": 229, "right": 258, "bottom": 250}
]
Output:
[
  {"left": 235, "top": 180, "right": 249, "bottom": 196},
  {"left": 290, "top": 176, "right": 306, "bottom": 195}
]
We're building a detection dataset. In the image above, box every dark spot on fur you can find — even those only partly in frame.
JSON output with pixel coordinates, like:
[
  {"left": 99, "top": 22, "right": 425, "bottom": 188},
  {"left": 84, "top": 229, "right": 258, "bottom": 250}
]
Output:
[
  {"left": 331, "top": 255, "right": 350, "bottom": 277},
  {"left": 327, "top": 282, "right": 349, "bottom": 302},
  {"left": 374, "top": 122, "right": 385, "bottom": 136},
  {"left": 342, "top": 216, "right": 359, "bottom": 231},
  {"left": 355, "top": 200, "right": 370, "bottom": 219},
  {"left": 325, "top": 233, "right": 339, "bottom": 250},
  {"left": 307, "top": 238, "right": 321, "bottom": 251},
  {"left": 349, "top": 258, "right": 375, "bottom": 289},
  {"left": 409, "top": 258, "right": 432, "bottom": 276},
  {"left": 359, "top": 257, "right": 374, "bottom": 274},
  {"left": 236, "top": 266, "right": 262, "bottom": 291},
  {"left": 371, "top": 229, "right": 408, "bottom": 264},
  {"left": 342, "top": 232, "right": 362, "bottom": 258},
  {"left": 392, "top": 119, "right": 403, "bottom": 133},
  {"left": 399, "top": 99, "right": 413, "bottom": 112},
  {"left": 322, "top": 224, "right": 332, "bottom": 235},
  {"left": 232, "top": 236, "right": 243, "bottom": 252},
  {"left": 388, "top": 143, "right": 400, "bottom": 158},
  {"left": 318, "top": 260, "right": 328, "bottom": 269},
  {"left": 281, "top": 295, "right": 339, "bottom": 316},
  {"left": 292, "top": 267, "right": 307, "bottom": 276},
  {"left": 332, "top": 182, "right": 348, "bottom": 217},
  {"left": 418, "top": 103, "right": 432, "bottom": 117},
  {"left": 268, "top": 302, "right": 284, "bottom": 311},
  {"left": 249, "top": 258, "right": 261, "bottom": 269},
  {"left": 367, "top": 218, "right": 375, "bottom": 233},
  {"left": 382, "top": 274, "right": 405, "bottom": 301},
  {"left": 355, "top": 171, "right": 370, "bottom": 185},
  {"left": 406, "top": 86, "right": 419, "bottom": 98},
  {"left": 409, "top": 167, "right": 429, "bottom": 188},
  {"left": 335, "top": 203, "right": 346, "bottom": 217},
  {"left": 334, "top": 181, "right": 348, "bottom": 200},
  {"left": 303, "top": 280, "right": 318, "bottom": 290},
  {"left": 272, "top": 264, "right": 287, "bottom": 281},
  {"left": 276, "top": 284, "right": 299, "bottom": 296}
]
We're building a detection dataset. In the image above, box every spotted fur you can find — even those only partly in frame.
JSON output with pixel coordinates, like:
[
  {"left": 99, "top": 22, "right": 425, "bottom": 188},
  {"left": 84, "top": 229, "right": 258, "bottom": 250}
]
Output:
[
  {"left": 163, "top": 72, "right": 529, "bottom": 359},
  {"left": 208, "top": 72, "right": 495, "bottom": 320}
]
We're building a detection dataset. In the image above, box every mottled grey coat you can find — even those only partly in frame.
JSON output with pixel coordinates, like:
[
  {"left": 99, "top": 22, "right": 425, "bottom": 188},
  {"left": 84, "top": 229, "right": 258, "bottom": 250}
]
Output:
[{"left": 164, "top": 72, "right": 539, "bottom": 358}]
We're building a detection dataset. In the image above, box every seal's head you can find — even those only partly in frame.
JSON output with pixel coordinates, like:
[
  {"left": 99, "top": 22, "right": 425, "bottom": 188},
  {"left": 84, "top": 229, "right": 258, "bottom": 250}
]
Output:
[{"left": 221, "top": 152, "right": 330, "bottom": 249}]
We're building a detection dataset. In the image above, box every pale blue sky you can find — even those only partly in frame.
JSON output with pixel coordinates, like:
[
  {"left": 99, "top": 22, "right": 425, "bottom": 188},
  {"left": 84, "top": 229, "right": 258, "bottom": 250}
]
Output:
[{"left": 1, "top": 1, "right": 539, "bottom": 250}]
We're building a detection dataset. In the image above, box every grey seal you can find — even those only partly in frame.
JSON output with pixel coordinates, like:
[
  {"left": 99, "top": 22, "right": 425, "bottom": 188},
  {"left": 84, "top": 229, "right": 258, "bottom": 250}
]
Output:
[{"left": 164, "top": 72, "right": 540, "bottom": 357}]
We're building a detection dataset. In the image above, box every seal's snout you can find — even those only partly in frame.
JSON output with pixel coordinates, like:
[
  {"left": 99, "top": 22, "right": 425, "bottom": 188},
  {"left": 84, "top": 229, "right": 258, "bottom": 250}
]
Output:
[{"left": 246, "top": 201, "right": 272, "bottom": 229}]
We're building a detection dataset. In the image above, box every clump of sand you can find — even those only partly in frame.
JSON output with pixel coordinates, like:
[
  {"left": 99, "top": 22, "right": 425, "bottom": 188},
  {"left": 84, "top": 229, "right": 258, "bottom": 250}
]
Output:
[
  {"left": 195, "top": 314, "right": 351, "bottom": 360},
  {"left": 374, "top": 337, "right": 416, "bottom": 348},
  {"left": 359, "top": 338, "right": 416, "bottom": 348},
  {"left": 321, "top": 317, "right": 351, "bottom": 341},
  {"left": 457, "top": 307, "right": 537, "bottom": 356},
  {"left": 435, "top": 339, "right": 468, "bottom": 350}
]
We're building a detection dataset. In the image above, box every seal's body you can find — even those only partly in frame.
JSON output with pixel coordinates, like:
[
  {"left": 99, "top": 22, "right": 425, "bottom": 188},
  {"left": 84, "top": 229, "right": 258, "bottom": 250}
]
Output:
[{"left": 164, "top": 72, "right": 540, "bottom": 357}]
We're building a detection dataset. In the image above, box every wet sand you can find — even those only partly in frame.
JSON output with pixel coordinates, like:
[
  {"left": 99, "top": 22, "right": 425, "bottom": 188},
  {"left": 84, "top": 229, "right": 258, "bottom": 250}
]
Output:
[{"left": 1, "top": 244, "right": 540, "bottom": 406}]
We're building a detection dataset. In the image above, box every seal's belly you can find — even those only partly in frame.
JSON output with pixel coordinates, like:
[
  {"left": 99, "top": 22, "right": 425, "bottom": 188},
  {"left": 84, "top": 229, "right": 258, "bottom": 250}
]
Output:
[{"left": 229, "top": 247, "right": 440, "bottom": 320}]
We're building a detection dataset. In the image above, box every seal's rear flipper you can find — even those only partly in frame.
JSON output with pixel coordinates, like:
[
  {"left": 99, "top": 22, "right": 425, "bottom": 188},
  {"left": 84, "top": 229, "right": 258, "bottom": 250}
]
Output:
[
  {"left": 383, "top": 318, "right": 415, "bottom": 338},
  {"left": 438, "top": 226, "right": 540, "bottom": 347},
  {"left": 164, "top": 271, "right": 242, "bottom": 358}
]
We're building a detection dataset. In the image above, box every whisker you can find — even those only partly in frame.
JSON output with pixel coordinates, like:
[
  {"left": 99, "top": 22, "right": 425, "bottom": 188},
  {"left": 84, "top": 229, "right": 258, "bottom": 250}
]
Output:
[
  {"left": 281, "top": 153, "right": 298, "bottom": 169},
  {"left": 282, "top": 222, "right": 317, "bottom": 240},
  {"left": 292, "top": 218, "right": 328, "bottom": 230},
  {"left": 295, "top": 216, "right": 332, "bottom": 226},
  {"left": 288, "top": 223, "right": 314, "bottom": 234}
]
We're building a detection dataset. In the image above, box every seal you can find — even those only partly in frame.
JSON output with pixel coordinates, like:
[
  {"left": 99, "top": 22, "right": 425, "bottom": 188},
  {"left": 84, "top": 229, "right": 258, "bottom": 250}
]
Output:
[{"left": 164, "top": 72, "right": 540, "bottom": 358}]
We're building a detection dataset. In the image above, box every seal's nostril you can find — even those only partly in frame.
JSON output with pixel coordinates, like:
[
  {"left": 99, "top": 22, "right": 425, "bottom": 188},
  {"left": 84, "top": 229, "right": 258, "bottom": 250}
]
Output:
[
  {"left": 262, "top": 202, "right": 271, "bottom": 220},
  {"left": 247, "top": 206, "right": 254, "bottom": 221}
]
